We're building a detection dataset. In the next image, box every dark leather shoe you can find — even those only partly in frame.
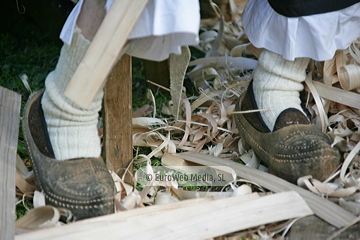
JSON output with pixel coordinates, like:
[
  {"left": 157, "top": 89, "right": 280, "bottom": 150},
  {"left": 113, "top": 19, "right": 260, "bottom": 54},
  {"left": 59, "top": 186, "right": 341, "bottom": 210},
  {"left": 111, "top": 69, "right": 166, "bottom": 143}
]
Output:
[
  {"left": 234, "top": 81, "right": 341, "bottom": 184},
  {"left": 23, "top": 90, "right": 115, "bottom": 220}
]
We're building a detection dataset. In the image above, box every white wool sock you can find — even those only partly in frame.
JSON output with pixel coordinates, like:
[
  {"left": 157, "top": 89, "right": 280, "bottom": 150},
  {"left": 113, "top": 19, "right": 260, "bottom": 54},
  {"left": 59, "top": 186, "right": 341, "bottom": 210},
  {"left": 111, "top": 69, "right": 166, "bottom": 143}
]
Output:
[
  {"left": 41, "top": 27, "right": 103, "bottom": 160},
  {"left": 253, "top": 49, "right": 310, "bottom": 131}
]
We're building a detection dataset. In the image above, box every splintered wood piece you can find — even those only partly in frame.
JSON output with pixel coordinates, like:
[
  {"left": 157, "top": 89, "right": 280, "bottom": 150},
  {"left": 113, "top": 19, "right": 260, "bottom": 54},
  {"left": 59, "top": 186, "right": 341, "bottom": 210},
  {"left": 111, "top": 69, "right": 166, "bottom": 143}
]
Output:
[
  {"left": 132, "top": 104, "right": 153, "bottom": 118},
  {"left": 103, "top": 55, "right": 132, "bottom": 178},
  {"left": 64, "top": 0, "right": 148, "bottom": 108},
  {"left": 175, "top": 152, "right": 357, "bottom": 228},
  {"left": 81, "top": 197, "right": 216, "bottom": 226},
  {"left": 15, "top": 191, "right": 312, "bottom": 239},
  {"left": 0, "top": 87, "right": 21, "bottom": 240},
  {"left": 170, "top": 46, "right": 191, "bottom": 120}
]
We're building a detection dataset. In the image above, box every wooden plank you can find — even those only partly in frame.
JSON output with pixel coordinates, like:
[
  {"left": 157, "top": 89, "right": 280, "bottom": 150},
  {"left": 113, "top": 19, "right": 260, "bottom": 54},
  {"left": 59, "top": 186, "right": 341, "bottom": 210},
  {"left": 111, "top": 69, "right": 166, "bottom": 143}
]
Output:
[
  {"left": 15, "top": 191, "right": 312, "bottom": 239},
  {"left": 64, "top": 0, "right": 148, "bottom": 108},
  {"left": 15, "top": 195, "right": 253, "bottom": 239},
  {"left": 15, "top": 197, "right": 212, "bottom": 235},
  {"left": 0, "top": 87, "right": 21, "bottom": 240},
  {"left": 175, "top": 152, "right": 357, "bottom": 228},
  {"left": 289, "top": 216, "right": 360, "bottom": 240},
  {"left": 103, "top": 55, "right": 133, "bottom": 178},
  {"left": 128, "top": 192, "right": 311, "bottom": 240}
]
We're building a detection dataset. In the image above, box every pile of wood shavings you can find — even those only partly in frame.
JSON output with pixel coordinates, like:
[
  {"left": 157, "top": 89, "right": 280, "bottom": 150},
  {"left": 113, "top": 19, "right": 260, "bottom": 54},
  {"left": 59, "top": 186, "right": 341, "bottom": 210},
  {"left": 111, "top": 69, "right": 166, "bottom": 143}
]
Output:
[{"left": 129, "top": 1, "right": 360, "bottom": 238}]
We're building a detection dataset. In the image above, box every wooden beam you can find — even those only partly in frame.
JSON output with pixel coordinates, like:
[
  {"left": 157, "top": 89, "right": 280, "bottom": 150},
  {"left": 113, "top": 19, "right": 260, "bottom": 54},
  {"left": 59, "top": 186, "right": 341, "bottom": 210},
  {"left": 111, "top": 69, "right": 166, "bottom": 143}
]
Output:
[
  {"left": 15, "top": 191, "right": 312, "bottom": 239},
  {"left": 175, "top": 152, "right": 357, "bottom": 228},
  {"left": 75, "top": 197, "right": 215, "bottom": 225},
  {"left": 0, "top": 87, "right": 21, "bottom": 240},
  {"left": 64, "top": 0, "right": 148, "bottom": 108},
  {"left": 103, "top": 55, "right": 132, "bottom": 178}
]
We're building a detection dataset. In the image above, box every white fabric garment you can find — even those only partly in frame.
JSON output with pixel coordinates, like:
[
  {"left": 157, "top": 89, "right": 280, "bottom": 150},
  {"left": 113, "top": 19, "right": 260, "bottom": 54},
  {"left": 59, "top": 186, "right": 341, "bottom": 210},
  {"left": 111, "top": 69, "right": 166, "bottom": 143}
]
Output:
[
  {"left": 60, "top": 0, "right": 200, "bottom": 61},
  {"left": 242, "top": 0, "right": 360, "bottom": 61}
]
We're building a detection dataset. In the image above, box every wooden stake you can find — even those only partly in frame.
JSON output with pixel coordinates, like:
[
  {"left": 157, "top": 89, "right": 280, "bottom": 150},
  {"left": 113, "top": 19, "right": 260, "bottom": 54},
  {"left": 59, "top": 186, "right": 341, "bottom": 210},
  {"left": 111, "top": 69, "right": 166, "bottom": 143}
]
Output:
[
  {"left": 0, "top": 87, "right": 21, "bottom": 240},
  {"left": 103, "top": 55, "right": 132, "bottom": 178},
  {"left": 64, "top": 0, "right": 148, "bottom": 108}
]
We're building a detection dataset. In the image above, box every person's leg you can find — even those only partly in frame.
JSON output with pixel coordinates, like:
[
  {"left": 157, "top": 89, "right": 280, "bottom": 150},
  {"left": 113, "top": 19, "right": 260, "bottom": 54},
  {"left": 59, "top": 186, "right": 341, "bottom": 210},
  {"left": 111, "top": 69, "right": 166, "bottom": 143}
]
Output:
[
  {"left": 23, "top": 0, "right": 115, "bottom": 221},
  {"left": 235, "top": 49, "right": 341, "bottom": 183},
  {"left": 253, "top": 49, "right": 310, "bottom": 131},
  {"left": 41, "top": 0, "right": 106, "bottom": 160}
]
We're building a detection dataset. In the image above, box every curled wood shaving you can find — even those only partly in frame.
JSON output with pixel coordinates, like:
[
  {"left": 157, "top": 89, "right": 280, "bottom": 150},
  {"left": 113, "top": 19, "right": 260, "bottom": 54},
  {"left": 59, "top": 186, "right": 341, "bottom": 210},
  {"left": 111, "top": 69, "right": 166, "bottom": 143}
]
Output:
[
  {"left": 15, "top": 206, "right": 65, "bottom": 230},
  {"left": 340, "top": 141, "right": 360, "bottom": 183},
  {"left": 305, "top": 74, "right": 328, "bottom": 133}
]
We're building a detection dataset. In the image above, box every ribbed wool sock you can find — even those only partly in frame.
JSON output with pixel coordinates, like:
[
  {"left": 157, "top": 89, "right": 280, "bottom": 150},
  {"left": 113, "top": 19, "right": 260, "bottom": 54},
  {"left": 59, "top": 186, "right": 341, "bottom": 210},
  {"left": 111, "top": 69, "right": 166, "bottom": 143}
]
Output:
[
  {"left": 253, "top": 49, "right": 310, "bottom": 131},
  {"left": 41, "top": 26, "right": 103, "bottom": 160}
]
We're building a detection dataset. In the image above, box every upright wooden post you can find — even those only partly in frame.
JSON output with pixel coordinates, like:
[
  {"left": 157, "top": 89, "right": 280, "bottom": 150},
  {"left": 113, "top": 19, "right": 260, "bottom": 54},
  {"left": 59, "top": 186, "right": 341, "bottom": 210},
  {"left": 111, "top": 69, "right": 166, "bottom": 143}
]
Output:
[
  {"left": 0, "top": 87, "right": 21, "bottom": 240},
  {"left": 103, "top": 55, "right": 133, "bottom": 180}
]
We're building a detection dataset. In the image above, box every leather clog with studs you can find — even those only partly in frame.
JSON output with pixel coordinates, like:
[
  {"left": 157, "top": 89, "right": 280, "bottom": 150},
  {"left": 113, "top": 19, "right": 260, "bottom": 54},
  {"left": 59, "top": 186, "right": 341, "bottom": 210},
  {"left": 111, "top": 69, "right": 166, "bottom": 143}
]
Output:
[
  {"left": 234, "top": 81, "right": 341, "bottom": 184},
  {"left": 23, "top": 90, "right": 115, "bottom": 220}
]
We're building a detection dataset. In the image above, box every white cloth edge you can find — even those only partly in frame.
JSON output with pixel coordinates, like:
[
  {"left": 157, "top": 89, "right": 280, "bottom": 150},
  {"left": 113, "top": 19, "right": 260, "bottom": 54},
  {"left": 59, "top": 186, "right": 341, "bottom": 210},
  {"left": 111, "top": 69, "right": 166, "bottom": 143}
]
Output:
[
  {"left": 243, "top": 0, "right": 360, "bottom": 61},
  {"left": 60, "top": 0, "right": 200, "bottom": 61}
]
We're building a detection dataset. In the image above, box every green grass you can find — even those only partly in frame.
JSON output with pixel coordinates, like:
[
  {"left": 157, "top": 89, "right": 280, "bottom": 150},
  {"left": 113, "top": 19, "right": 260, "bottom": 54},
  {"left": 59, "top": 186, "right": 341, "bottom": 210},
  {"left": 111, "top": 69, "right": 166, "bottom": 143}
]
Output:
[
  {"left": 1, "top": 20, "right": 63, "bottom": 219},
  {"left": 16, "top": 199, "right": 32, "bottom": 219},
  {"left": 0, "top": 33, "right": 60, "bottom": 98}
]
